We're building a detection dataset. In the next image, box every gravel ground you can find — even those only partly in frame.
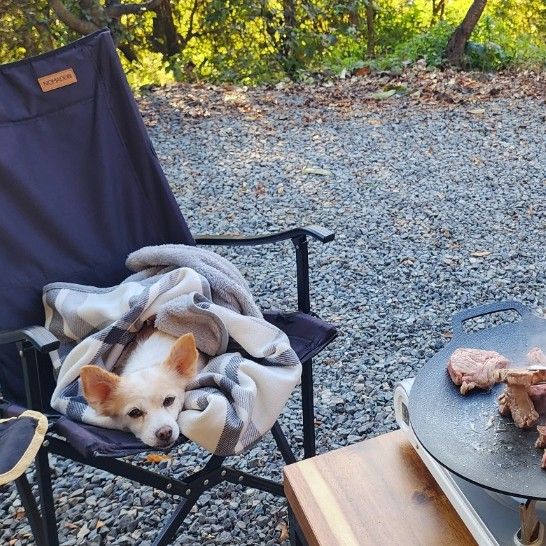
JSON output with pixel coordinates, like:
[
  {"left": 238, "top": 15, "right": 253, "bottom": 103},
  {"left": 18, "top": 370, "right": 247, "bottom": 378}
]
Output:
[{"left": 1, "top": 83, "right": 545, "bottom": 545}]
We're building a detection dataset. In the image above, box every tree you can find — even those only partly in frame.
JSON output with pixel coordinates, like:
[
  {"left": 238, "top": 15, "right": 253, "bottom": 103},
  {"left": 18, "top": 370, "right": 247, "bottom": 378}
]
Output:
[
  {"left": 47, "top": 0, "right": 181, "bottom": 61},
  {"left": 445, "top": 0, "right": 488, "bottom": 65},
  {"left": 365, "top": 0, "right": 376, "bottom": 58},
  {"left": 431, "top": 0, "right": 446, "bottom": 26}
]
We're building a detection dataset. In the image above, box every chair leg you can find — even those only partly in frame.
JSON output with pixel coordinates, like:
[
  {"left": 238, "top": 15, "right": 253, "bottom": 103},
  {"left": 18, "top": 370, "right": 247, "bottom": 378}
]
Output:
[
  {"left": 152, "top": 491, "right": 201, "bottom": 546},
  {"left": 15, "top": 473, "right": 46, "bottom": 546},
  {"left": 301, "top": 360, "right": 316, "bottom": 459},
  {"left": 272, "top": 421, "right": 297, "bottom": 465},
  {"left": 34, "top": 447, "right": 59, "bottom": 546}
]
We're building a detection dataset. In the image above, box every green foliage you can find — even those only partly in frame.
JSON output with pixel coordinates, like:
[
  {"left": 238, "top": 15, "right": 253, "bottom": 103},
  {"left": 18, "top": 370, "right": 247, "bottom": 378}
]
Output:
[
  {"left": 373, "top": 20, "right": 455, "bottom": 70},
  {"left": 465, "top": 41, "right": 510, "bottom": 70},
  {"left": 0, "top": 0, "right": 545, "bottom": 87}
]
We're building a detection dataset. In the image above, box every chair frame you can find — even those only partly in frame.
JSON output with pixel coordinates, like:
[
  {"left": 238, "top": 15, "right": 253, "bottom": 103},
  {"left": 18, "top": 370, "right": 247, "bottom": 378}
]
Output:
[{"left": 0, "top": 225, "right": 335, "bottom": 546}]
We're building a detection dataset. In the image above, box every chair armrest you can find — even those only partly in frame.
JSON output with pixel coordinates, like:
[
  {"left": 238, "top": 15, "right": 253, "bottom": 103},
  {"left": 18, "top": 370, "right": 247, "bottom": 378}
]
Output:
[
  {"left": 194, "top": 225, "right": 335, "bottom": 246},
  {"left": 0, "top": 326, "right": 60, "bottom": 353},
  {"left": 195, "top": 224, "right": 334, "bottom": 314}
]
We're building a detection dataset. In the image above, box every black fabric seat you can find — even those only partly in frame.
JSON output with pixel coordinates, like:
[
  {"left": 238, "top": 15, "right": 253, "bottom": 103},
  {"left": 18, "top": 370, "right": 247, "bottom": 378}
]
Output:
[{"left": 4, "top": 311, "right": 336, "bottom": 458}]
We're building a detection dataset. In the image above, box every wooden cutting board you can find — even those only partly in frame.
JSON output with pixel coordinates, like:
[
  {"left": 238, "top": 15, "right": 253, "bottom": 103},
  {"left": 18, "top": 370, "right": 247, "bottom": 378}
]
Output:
[{"left": 284, "top": 430, "right": 476, "bottom": 545}]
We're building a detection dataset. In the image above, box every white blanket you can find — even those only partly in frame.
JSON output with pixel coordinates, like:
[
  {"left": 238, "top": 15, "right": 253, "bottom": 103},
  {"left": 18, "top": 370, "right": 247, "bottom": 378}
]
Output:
[{"left": 44, "top": 245, "right": 302, "bottom": 455}]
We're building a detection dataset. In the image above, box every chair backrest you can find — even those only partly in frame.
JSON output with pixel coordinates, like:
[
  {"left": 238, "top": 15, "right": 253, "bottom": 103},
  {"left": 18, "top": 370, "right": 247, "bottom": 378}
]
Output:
[{"left": 0, "top": 29, "right": 194, "bottom": 405}]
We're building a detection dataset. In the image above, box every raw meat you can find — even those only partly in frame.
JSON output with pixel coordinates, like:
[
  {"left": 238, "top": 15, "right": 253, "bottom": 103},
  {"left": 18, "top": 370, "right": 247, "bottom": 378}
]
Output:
[
  {"left": 497, "top": 385, "right": 539, "bottom": 429},
  {"left": 530, "top": 384, "right": 546, "bottom": 416},
  {"left": 447, "top": 348, "right": 510, "bottom": 395},
  {"left": 535, "top": 425, "right": 546, "bottom": 469},
  {"left": 535, "top": 425, "right": 546, "bottom": 448},
  {"left": 495, "top": 368, "right": 546, "bottom": 386},
  {"left": 494, "top": 369, "right": 546, "bottom": 430},
  {"left": 528, "top": 347, "right": 546, "bottom": 366}
]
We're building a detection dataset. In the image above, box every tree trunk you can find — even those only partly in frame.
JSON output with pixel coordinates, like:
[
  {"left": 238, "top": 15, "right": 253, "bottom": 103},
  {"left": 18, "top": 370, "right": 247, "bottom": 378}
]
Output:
[
  {"left": 431, "top": 0, "right": 445, "bottom": 25},
  {"left": 151, "top": 0, "right": 180, "bottom": 58},
  {"left": 282, "top": 0, "right": 296, "bottom": 56},
  {"left": 365, "top": 1, "right": 375, "bottom": 58},
  {"left": 280, "top": 0, "right": 297, "bottom": 76},
  {"left": 445, "top": 0, "right": 487, "bottom": 65}
]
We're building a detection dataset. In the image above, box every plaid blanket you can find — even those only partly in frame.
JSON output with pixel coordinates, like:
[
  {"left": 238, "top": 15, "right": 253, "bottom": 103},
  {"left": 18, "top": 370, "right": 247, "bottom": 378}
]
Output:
[{"left": 44, "top": 245, "right": 302, "bottom": 455}]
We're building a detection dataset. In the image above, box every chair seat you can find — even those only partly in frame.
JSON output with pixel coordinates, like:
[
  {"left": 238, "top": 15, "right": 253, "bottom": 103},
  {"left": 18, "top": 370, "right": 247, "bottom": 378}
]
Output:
[
  {"left": 0, "top": 411, "right": 48, "bottom": 484},
  {"left": 2, "top": 311, "right": 336, "bottom": 459}
]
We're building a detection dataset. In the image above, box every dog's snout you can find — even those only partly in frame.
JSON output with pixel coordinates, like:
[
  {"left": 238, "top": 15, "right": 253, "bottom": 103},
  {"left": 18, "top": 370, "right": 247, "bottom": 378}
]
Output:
[{"left": 155, "top": 426, "right": 173, "bottom": 443}]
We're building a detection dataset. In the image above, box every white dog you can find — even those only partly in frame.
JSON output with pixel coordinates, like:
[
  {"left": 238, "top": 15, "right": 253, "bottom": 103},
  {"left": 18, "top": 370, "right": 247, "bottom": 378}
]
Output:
[{"left": 80, "top": 330, "right": 198, "bottom": 448}]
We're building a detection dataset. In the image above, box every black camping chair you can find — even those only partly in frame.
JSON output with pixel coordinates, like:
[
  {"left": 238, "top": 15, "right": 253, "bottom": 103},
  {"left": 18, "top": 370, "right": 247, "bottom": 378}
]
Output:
[{"left": 0, "top": 29, "right": 336, "bottom": 545}]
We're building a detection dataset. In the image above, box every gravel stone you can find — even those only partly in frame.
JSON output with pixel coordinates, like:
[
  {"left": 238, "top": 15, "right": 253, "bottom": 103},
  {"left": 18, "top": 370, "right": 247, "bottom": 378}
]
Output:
[{"left": 2, "top": 85, "right": 545, "bottom": 545}]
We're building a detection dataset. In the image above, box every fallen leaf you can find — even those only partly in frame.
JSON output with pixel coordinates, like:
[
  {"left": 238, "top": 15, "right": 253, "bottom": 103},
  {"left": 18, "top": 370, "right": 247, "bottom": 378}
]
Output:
[
  {"left": 470, "top": 250, "right": 491, "bottom": 257},
  {"left": 145, "top": 453, "right": 172, "bottom": 464},
  {"left": 96, "top": 520, "right": 105, "bottom": 529},
  {"left": 279, "top": 521, "right": 290, "bottom": 542},
  {"left": 370, "top": 89, "right": 397, "bottom": 100},
  {"left": 302, "top": 166, "right": 332, "bottom": 176},
  {"left": 354, "top": 66, "right": 370, "bottom": 77},
  {"left": 15, "top": 508, "right": 26, "bottom": 520}
]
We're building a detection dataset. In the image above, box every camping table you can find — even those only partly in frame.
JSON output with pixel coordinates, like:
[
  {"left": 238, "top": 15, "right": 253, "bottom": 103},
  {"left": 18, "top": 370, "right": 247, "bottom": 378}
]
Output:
[{"left": 283, "top": 429, "right": 476, "bottom": 545}]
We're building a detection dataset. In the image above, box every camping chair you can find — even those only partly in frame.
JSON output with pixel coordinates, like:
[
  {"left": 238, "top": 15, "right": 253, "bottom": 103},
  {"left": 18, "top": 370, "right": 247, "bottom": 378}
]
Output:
[
  {"left": 0, "top": 411, "right": 48, "bottom": 545},
  {"left": 0, "top": 29, "right": 337, "bottom": 545}
]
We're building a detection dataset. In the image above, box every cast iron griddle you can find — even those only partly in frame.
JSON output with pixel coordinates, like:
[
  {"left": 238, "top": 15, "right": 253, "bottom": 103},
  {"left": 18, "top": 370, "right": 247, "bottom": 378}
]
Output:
[{"left": 409, "top": 300, "right": 546, "bottom": 500}]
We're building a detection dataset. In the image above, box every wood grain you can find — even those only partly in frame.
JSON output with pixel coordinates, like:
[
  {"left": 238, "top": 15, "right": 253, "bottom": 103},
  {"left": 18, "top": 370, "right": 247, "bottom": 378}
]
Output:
[{"left": 284, "top": 430, "right": 476, "bottom": 546}]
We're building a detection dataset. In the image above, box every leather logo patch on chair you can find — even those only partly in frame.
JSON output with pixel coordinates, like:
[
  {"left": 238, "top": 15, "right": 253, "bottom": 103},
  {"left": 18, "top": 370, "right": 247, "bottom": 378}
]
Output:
[{"left": 38, "top": 68, "right": 77, "bottom": 92}]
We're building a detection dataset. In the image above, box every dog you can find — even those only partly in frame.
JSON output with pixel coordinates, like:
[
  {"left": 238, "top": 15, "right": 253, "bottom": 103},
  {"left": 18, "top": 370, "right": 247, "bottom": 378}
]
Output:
[{"left": 80, "top": 329, "right": 199, "bottom": 448}]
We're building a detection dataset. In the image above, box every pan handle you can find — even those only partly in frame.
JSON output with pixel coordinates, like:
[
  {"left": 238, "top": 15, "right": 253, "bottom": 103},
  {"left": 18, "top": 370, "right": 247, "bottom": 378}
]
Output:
[{"left": 452, "top": 300, "right": 534, "bottom": 336}]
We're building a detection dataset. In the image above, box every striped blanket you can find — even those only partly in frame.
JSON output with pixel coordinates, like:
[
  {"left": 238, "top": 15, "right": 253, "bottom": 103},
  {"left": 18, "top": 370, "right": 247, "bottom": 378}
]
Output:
[{"left": 44, "top": 245, "right": 301, "bottom": 455}]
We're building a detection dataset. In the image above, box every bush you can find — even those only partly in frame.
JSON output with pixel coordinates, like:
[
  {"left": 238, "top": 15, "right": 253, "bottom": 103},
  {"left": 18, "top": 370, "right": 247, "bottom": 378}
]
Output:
[
  {"left": 464, "top": 41, "right": 510, "bottom": 71},
  {"left": 371, "top": 21, "right": 455, "bottom": 71}
]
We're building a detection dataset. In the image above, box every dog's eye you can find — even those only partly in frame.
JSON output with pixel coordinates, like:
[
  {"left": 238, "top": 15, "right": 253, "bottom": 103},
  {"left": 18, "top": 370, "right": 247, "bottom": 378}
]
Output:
[
  {"left": 128, "top": 408, "right": 143, "bottom": 418},
  {"left": 163, "top": 396, "right": 175, "bottom": 407}
]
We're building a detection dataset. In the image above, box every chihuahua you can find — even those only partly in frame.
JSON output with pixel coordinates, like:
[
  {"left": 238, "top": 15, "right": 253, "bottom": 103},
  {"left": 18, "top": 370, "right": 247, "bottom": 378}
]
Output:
[{"left": 80, "top": 330, "right": 198, "bottom": 448}]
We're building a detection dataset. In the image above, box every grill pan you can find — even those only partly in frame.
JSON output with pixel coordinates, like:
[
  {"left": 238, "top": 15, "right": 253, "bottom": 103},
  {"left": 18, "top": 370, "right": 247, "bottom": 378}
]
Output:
[{"left": 409, "top": 300, "right": 546, "bottom": 500}]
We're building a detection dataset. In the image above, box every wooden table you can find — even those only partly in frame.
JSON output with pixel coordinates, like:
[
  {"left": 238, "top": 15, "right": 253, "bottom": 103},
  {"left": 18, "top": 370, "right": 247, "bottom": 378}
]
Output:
[{"left": 284, "top": 430, "right": 476, "bottom": 546}]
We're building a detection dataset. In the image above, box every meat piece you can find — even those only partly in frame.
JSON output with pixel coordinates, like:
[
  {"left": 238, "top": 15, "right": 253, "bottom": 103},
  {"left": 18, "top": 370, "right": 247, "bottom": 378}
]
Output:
[
  {"left": 448, "top": 348, "right": 509, "bottom": 395},
  {"left": 535, "top": 426, "right": 546, "bottom": 469},
  {"left": 495, "top": 368, "right": 546, "bottom": 386},
  {"left": 535, "top": 425, "right": 546, "bottom": 448},
  {"left": 530, "top": 384, "right": 546, "bottom": 416},
  {"left": 497, "top": 385, "right": 539, "bottom": 428},
  {"left": 528, "top": 347, "right": 546, "bottom": 366}
]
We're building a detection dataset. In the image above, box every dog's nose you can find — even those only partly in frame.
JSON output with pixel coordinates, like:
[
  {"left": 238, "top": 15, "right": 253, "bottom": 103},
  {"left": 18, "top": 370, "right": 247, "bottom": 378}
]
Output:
[{"left": 155, "top": 426, "right": 173, "bottom": 443}]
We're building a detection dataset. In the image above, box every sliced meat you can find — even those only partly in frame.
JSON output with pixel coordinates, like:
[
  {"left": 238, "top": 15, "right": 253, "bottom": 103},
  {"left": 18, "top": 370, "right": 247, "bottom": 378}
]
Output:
[
  {"left": 528, "top": 347, "right": 546, "bottom": 366},
  {"left": 535, "top": 425, "right": 546, "bottom": 449},
  {"left": 536, "top": 425, "right": 546, "bottom": 469},
  {"left": 448, "top": 348, "right": 510, "bottom": 395},
  {"left": 530, "top": 384, "right": 546, "bottom": 416},
  {"left": 497, "top": 385, "right": 539, "bottom": 429},
  {"left": 495, "top": 368, "right": 546, "bottom": 386}
]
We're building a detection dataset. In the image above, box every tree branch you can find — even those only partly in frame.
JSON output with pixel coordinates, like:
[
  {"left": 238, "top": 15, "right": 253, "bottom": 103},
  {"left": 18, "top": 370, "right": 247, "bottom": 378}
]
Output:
[
  {"left": 180, "top": 0, "right": 201, "bottom": 48},
  {"left": 48, "top": 0, "right": 99, "bottom": 34}
]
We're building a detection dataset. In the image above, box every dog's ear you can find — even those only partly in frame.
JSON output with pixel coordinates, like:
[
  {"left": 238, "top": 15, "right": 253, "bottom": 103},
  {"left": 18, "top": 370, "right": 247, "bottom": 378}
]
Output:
[
  {"left": 80, "top": 365, "right": 120, "bottom": 413},
  {"left": 164, "top": 333, "right": 198, "bottom": 379}
]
